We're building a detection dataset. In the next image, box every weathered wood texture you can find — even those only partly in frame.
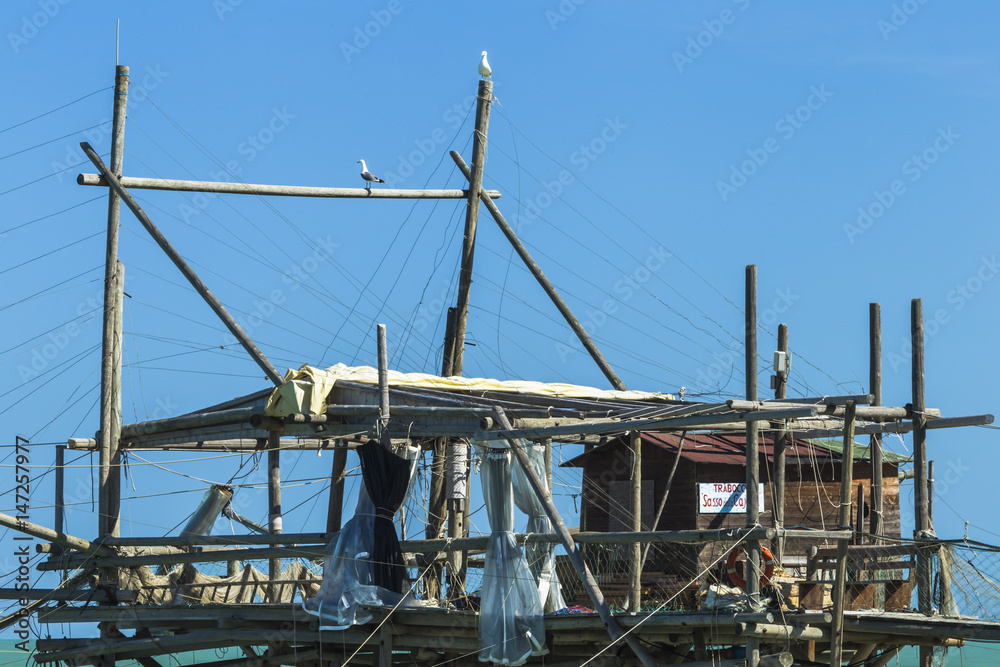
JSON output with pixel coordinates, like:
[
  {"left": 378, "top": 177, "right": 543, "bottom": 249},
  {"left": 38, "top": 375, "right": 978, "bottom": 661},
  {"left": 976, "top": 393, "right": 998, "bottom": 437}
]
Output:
[{"left": 78, "top": 173, "right": 502, "bottom": 199}]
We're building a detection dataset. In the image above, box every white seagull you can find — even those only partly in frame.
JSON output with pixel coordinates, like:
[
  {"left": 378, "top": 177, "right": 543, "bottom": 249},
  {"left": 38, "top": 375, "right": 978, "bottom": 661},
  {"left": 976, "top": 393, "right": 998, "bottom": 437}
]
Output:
[
  {"left": 357, "top": 159, "right": 385, "bottom": 191},
  {"left": 478, "top": 51, "right": 492, "bottom": 78}
]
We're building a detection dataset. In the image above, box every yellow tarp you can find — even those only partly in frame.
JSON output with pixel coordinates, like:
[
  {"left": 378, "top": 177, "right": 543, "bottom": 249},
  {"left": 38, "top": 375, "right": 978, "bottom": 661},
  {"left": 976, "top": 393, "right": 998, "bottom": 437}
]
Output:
[{"left": 265, "top": 363, "right": 673, "bottom": 417}]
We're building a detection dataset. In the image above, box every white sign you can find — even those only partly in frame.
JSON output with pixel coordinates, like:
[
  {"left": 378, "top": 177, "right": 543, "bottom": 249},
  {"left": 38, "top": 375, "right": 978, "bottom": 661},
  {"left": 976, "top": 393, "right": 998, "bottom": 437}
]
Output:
[{"left": 698, "top": 482, "right": 765, "bottom": 514}]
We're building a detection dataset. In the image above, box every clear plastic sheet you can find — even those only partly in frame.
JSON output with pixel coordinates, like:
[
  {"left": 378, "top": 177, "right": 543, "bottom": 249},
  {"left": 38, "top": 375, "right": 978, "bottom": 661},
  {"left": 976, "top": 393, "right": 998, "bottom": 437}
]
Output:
[
  {"left": 478, "top": 448, "right": 546, "bottom": 666},
  {"left": 302, "top": 444, "right": 418, "bottom": 630},
  {"left": 511, "top": 442, "right": 566, "bottom": 612}
]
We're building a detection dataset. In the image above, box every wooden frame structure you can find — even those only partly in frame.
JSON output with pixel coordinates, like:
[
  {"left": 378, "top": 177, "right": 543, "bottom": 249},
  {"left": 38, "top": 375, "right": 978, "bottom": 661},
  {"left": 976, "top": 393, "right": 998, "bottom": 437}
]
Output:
[{"left": 4, "top": 65, "right": 998, "bottom": 667}]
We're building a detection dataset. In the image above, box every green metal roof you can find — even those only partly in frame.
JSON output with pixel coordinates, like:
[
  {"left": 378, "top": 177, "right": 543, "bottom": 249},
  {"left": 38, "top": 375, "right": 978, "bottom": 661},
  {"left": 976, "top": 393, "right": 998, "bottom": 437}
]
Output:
[{"left": 806, "top": 438, "right": 911, "bottom": 464}]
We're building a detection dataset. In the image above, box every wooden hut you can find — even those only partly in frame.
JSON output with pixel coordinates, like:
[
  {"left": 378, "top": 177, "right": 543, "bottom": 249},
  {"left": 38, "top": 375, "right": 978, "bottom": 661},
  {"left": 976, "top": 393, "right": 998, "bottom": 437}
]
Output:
[{"left": 562, "top": 431, "right": 909, "bottom": 605}]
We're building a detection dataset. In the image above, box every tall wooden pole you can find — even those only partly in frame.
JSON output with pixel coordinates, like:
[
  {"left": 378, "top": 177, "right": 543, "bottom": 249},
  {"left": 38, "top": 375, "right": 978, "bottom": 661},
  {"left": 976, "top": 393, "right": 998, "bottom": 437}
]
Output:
[
  {"left": 96, "top": 67, "right": 127, "bottom": 666},
  {"left": 912, "top": 298, "right": 933, "bottom": 667},
  {"left": 267, "top": 430, "right": 282, "bottom": 601},
  {"left": 99, "top": 66, "right": 127, "bottom": 541},
  {"left": 451, "top": 79, "right": 492, "bottom": 377},
  {"left": 869, "top": 303, "right": 884, "bottom": 541},
  {"left": 628, "top": 430, "right": 642, "bottom": 612},
  {"left": 772, "top": 323, "right": 788, "bottom": 563},
  {"left": 450, "top": 151, "right": 627, "bottom": 391},
  {"left": 448, "top": 78, "right": 491, "bottom": 598},
  {"left": 829, "top": 402, "right": 857, "bottom": 667},
  {"left": 745, "top": 265, "right": 760, "bottom": 667},
  {"left": 912, "top": 299, "right": 930, "bottom": 539}
]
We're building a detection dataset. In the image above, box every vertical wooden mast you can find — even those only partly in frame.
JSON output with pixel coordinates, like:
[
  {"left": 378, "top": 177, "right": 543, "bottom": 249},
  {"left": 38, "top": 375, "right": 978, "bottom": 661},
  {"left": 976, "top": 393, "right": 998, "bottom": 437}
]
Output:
[
  {"left": 869, "top": 303, "right": 884, "bottom": 541},
  {"left": 912, "top": 299, "right": 934, "bottom": 667},
  {"left": 447, "top": 79, "right": 492, "bottom": 598},
  {"left": 744, "top": 264, "right": 760, "bottom": 667},
  {"left": 772, "top": 322, "right": 789, "bottom": 563},
  {"left": 451, "top": 79, "right": 492, "bottom": 377},
  {"left": 99, "top": 65, "right": 127, "bottom": 540}
]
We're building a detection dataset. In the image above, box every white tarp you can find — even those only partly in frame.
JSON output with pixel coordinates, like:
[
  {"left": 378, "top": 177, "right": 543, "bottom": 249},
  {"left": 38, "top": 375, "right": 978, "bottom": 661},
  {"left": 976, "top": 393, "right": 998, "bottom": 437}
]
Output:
[{"left": 266, "top": 363, "right": 674, "bottom": 417}]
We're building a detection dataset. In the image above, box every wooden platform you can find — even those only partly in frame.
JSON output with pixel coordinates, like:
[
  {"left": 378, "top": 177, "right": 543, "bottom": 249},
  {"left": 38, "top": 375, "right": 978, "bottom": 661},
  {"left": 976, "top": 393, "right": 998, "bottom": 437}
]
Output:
[{"left": 31, "top": 603, "right": 994, "bottom": 666}]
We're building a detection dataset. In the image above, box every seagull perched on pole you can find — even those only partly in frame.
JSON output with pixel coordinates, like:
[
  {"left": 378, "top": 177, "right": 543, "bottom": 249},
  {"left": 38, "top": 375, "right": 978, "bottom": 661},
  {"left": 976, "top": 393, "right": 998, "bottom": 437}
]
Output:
[
  {"left": 357, "top": 159, "right": 385, "bottom": 191},
  {"left": 478, "top": 51, "right": 492, "bottom": 78}
]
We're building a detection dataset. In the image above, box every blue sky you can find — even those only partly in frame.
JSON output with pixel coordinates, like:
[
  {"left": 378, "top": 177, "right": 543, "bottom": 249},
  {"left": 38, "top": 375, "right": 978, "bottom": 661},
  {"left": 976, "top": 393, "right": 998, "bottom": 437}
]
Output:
[{"left": 1, "top": 0, "right": 999, "bottom": 618}]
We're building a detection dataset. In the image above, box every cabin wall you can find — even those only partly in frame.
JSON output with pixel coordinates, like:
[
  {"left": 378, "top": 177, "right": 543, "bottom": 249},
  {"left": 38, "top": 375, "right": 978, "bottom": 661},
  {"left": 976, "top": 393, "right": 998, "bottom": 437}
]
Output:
[{"left": 578, "top": 443, "right": 901, "bottom": 581}]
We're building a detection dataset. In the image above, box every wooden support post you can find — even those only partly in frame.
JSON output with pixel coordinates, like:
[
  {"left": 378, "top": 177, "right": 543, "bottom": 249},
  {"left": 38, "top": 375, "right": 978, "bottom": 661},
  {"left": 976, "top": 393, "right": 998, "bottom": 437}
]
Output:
[
  {"left": 912, "top": 300, "right": 933, "bottom": 667},
  {"left": 829, "top": 401, "right": 857, "bottom": 667},
  {"left": 377, "top": 323, "right": 391, "bottom": 447},
  {"left": 326, "top": 441, "right": 347, "bottom": 533},
  {"left": 378, "top": 624, "right": 393, "bottom": 667},
  {"left": 80, "top": 142, "right": 284, "bottom": 387},
  {"left": 442, "top": 306, "right": 458, "bottom": 377},
  {"left": 855, "top": 483, "right": 865, "bottom": 546},
  {"left": 937, "top": 540, "right": 957, "bottom": 616},
  {"left": 928, "top": 460, "right": 935, "bottom": 531},
  {"left": 96, "top": 67, "right": 128, "bottom": 667},
  {"left": 55, "top": 445, "right": 65, "bottom": 537},
  {"left": 99, "top": 66, "right": 127, "bottom": 541},
  {"left": 773, "top": 322, "right": 788, "bottom": 563},
  {"left": 451, "top": 78, "right": 492, "bottom": 378},
  {"left": 628, "top": 430, "right": 642, "bottom": 612},
  {"left": 451, "top": 80, "right": 492, "bottom": 602},
  {"left": 544, "top": 438, "right": 553, "bottom": 497},
  {"left": 450, "top": 151, "right": 627, "bottom": 391},
  {"left": 870, "top": 303, "right": 884, "bottom": 542},
  {"left": 491, "top": 407, "right": 659, "bottom": 667},
  {"left": 267, "top": 430, "right": 282, "bottom": 602},
  {"left": 446, "top": 443, "right": 468, "bottom": 599},
  {"left": 745, "top": 265, "right": 760, "bottom": 667}
]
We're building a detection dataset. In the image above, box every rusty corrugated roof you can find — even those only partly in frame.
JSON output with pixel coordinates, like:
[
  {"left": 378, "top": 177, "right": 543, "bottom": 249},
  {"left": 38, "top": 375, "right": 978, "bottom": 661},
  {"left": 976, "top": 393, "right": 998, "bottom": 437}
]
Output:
[{"left": 561, "top": 431, "right": 883, "bottom": 468}]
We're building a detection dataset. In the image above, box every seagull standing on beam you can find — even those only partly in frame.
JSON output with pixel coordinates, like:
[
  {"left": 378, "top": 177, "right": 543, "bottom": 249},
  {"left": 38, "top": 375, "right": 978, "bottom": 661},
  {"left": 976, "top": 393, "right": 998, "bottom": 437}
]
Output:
[
  {"left": 478, "top": 51, "right": 492, "bottom": 78},
  {"left": 357, "top": 159, "right": 386, "bottom": 191}
]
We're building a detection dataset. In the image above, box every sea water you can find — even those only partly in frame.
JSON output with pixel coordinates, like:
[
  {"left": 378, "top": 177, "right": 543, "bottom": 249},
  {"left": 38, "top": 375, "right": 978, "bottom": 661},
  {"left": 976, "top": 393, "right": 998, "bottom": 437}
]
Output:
[{"left": 0, "top": 640, "right": 236, "bottom": 666}]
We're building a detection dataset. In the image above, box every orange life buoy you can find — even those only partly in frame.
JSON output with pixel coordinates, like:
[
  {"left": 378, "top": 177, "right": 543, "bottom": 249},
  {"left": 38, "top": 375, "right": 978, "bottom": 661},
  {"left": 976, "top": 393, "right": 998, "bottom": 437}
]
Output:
[{"left": 726, "top": 545, "right": 775, "bottom": 590}]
